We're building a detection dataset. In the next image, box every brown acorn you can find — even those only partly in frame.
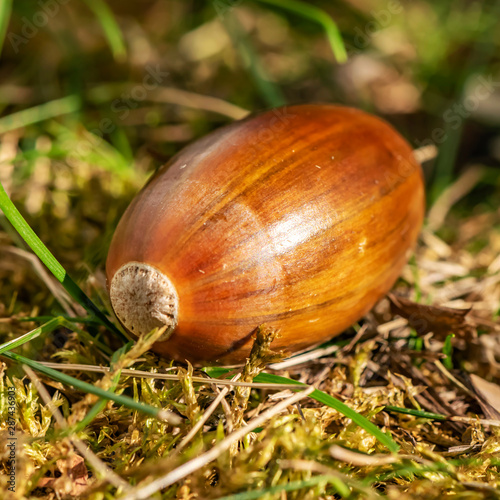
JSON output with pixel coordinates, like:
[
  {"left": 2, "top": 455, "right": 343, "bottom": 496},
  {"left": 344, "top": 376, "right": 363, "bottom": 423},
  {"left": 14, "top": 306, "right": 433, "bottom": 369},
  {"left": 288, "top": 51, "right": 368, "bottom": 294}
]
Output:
[{"left": 106, "top": 104, "right": 425, "bottom": 364}]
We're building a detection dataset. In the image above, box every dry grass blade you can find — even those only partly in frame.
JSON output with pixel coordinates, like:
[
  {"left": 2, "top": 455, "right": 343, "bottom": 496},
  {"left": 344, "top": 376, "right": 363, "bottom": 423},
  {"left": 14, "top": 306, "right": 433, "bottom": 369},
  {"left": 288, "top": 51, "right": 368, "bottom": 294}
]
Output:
[
  {"left": 427, "top": 165, "right": 486, "bottom": 231},
  {"left": 120, "top": 386, "right": 314, "bottom": 500},
  {"left": 36, "top": 361, "right": 306, "bottom": 390},
  {"left": 433, "top": 360, "right": 478, "bottom": 400},
  {"left": 3, "top": 246, "right": 78, "bottom": 317},
  {"left": 268, "top": 343, "right": 340, "bottom": 370},
  {"left": 150, "top": 88, "right": 250, "bottom": 119},
  {"left": 413, "top": 144, "right": 438, "bottom": 164},
  {"left": 174, "top": 387, "right": 230, "bottom": 456},
  {"left": 449, "top": 416, "right": 500, "bottom": 427},
  {"left": 329, "top": 445, "right": 430, "bottom": 466},
  {"left": 469, "top": 373, "right": 500, "bottom": 419}
]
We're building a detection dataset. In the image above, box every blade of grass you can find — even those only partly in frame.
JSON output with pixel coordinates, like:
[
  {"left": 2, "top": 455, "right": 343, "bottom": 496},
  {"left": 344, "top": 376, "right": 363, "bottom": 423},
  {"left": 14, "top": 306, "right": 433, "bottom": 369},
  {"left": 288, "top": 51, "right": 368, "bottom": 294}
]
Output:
[
  {"left": 1, "top": 350, "right": 181, "bottom": 424},
  {"left": 67, "top": 373, "right": 121, "bottom": 435},
  {"left": 83, "top": 0, "right": 126, "bottom": 61},
  {"left": 47, "top": 122, "right": 132, "bottom": 176},
  {"left": 0, "top": 317, "right": 113, "bottom": 356},
  {"left": 23, "top": 365, "right": 132, "bottom": 491},
  {"left": 0, "top": 95, "right": 81, "bottom": 134},
  {"left": 372, "top": 462, "right": 453, "bottom": 483},
  {"left": 257, "top": 372, "right": 399, "bottom": 452},
  {"left": 68, "top": 345, "right": 128, "bottom": 435},
  {"left": 222, "top": 12, "right": 286, "bottom": 107},
  {"left": 1, "top": 315, "right": 113, "bottom": 356},
  {"left": 428, "top": 2, "right": 500, "bottom": 204},
  {"left": 215, "top": 475, "right": 352, "bottom": 500},
  {"left": 0, "top": 317, "right": 62, "bottom": 355},
  {"left": 20, "top": 316, "right": 102, "bottom": 325},
  {"left": 442, "top": 334, "right": 454, "bottom": 370},
  {"left": 204, "top": 367, "right": 399, "bottom": 452},
  {"left": 0, "top": 0, "right": 12, "bottom": 56},
  {"left": 384, "top": 406, "right": 447, "bottom": 420},
  {"left": 254, "top": 0, "right": 347, "bottom": 63},
  {"left": 428, "top": 123, "right": 463, "bottom": 205},
  {"left": 0, "top": 181, "right": 127, "bottom": 342}
]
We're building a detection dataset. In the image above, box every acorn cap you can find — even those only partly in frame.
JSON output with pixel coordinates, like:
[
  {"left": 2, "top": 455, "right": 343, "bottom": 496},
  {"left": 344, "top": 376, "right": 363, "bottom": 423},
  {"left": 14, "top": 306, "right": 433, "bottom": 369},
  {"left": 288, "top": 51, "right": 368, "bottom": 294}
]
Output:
[{"left": 109, "top": 262, "right": 178, "bottom": 341}]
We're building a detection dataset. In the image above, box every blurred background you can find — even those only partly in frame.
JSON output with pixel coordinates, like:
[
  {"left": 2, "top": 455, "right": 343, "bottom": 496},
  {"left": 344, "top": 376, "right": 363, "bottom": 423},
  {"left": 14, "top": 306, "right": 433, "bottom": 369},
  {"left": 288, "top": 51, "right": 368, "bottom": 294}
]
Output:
[{"left": 1, "top": 0, "right": 499, "bottom": 316}]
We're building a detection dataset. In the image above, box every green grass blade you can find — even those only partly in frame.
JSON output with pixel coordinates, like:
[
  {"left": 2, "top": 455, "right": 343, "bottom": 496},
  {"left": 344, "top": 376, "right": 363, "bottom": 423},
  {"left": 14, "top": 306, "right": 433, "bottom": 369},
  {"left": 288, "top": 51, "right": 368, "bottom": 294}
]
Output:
[
  {"left": 57, "top": 317, "right": 114, "bottom": 355},
  {"left": 428, "top": 123, "right": 463, "bottom": 205},
  {"left": 204, "top": 367, "right": 399, "bottom": 452},
  {"left": 19, "top": 316, "right": 102, "bottom": 325},
  {"left": 70, "top": 369, "right": 122, "bottom": 435},
  {"left": 256, "top": 372, "right": 399, "bottom": 452},
  {"left": 0, "top": 0, "right": 12, "bottom": 57},
  {"left": 0, "top": 95, "right": 81, "bottom": 134},
  {"left": 216, "top": 475, "right": 350, "bottom": 500},
  {"left": 222, "top": 13, "right": 286, "bottom": 107},
  {"left": 384, "top": 406, "right": 447, "bottom": 421},
  {"left": 254, "top": 0, "right": 347, "bottom": 63},
  {"left": 63, "top": 345, "right": 131, "bottom": 436},
  {"left": 83, "top": 0, "right": 126, "bottom": 61},
  {"left": 442, "top": 334, "right": 455, "bottom": 370},
  {"left": 0, "top": 317, "right": 62, "bottom": 355},
  {"left": 47, "top": 122, "right": 132, "bottom": 176},
  {"left": 0, "top": 316, "right": 120, "bottom": 435},
  {"left": 2, "top": 315, "right": 114, "bottom": 357},
  {"left": 1, "top": 350, "right": 176, "bottom": 422},
  {"left": 0, "top": 317, "right": 112, "bottom": 377},
  {"left": 0, "top": 181, "right": 126, "bottom": 342}
]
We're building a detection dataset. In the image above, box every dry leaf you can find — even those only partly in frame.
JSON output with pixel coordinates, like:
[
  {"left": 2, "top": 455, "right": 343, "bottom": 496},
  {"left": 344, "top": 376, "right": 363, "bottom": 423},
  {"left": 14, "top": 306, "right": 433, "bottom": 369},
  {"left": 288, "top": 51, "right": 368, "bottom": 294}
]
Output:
[
  {"left": 37, "top": 453, "right": 88, "bottom": 496},
  {"left": 469, "top": 374, "right": 500, "bottom": 420},
  {"left": 388, "top": 293, "right": 476, "bottom": 339}
]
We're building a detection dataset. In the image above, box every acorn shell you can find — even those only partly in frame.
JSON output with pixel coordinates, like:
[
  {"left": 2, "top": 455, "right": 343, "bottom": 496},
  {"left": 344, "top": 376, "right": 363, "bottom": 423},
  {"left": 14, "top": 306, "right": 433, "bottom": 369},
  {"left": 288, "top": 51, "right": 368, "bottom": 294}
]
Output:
[{"left": 106, "top": 104, "right": 424, "bottom": 364}]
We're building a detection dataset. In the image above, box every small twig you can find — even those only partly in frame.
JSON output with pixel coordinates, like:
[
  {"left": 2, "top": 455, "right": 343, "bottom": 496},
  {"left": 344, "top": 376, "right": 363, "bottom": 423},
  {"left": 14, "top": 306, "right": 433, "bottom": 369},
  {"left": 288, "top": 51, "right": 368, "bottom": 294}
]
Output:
[{"left": 341, "top": 324, "right": 369, "bottom": 355}]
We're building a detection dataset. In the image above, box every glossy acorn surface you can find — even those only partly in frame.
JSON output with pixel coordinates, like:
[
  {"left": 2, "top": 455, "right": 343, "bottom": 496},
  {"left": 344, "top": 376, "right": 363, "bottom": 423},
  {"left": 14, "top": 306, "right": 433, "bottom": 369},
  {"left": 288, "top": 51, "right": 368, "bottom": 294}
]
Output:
[{"left": 106, "top": 104, "right": 425, "bottom": 364}]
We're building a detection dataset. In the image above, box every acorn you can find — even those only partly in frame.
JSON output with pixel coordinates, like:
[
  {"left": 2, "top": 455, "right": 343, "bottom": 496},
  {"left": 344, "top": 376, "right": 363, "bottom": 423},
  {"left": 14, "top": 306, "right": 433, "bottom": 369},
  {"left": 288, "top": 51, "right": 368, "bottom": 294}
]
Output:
[{"left": 106, "top": 104, "right": 424, "bottom": 364}]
